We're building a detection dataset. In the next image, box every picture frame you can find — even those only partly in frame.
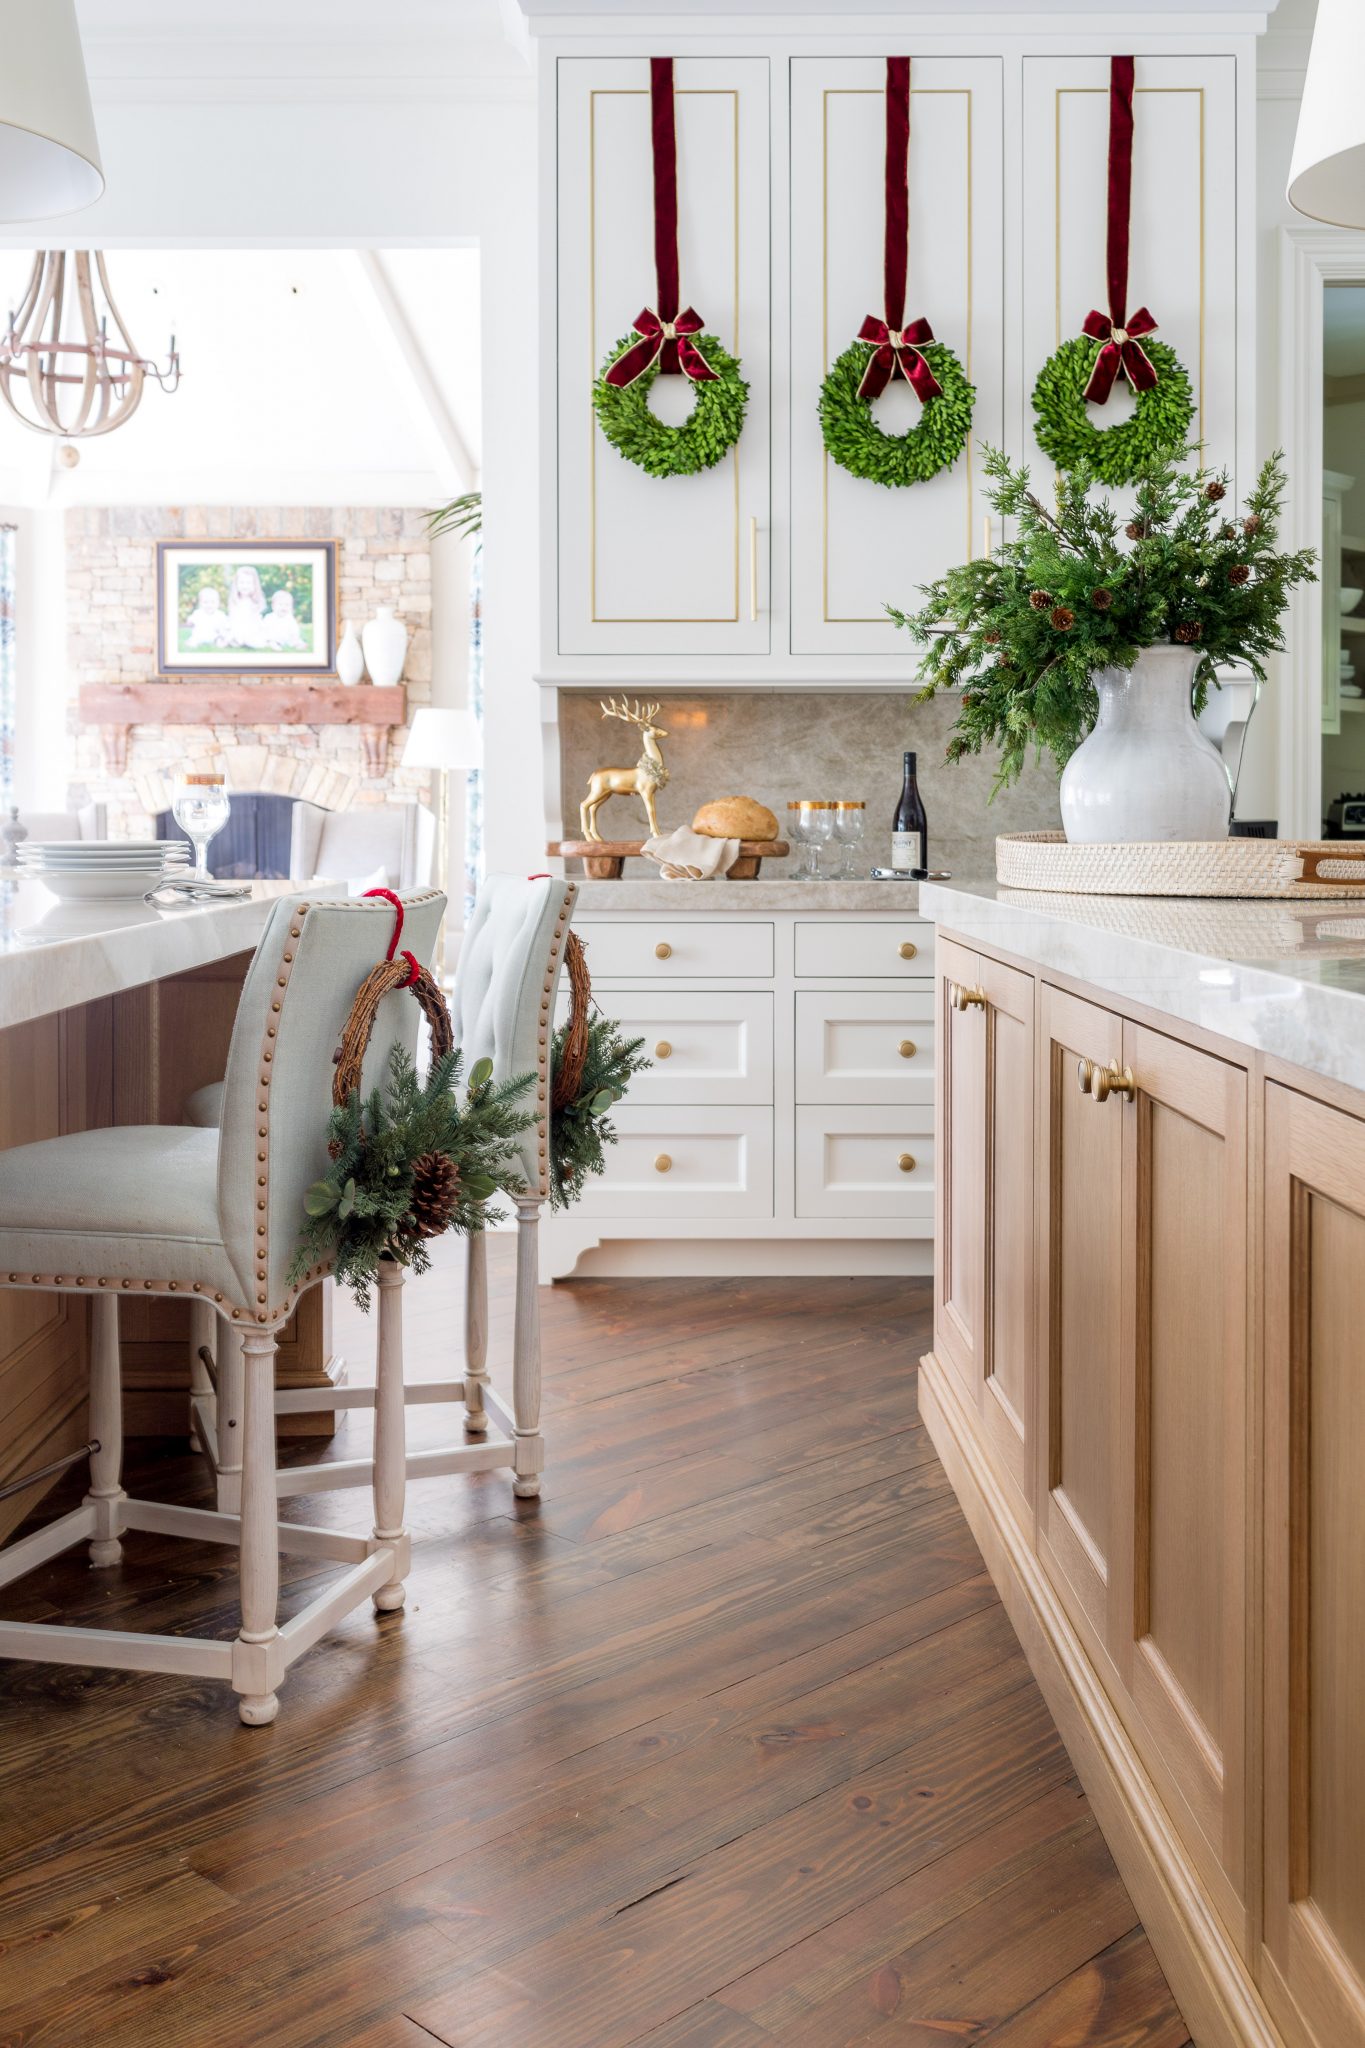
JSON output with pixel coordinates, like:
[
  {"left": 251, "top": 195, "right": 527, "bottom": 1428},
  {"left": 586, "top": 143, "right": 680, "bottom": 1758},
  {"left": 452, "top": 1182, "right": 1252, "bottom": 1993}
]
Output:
[{"left": 155, "top": 539, "right": 339, "bottom": 677}]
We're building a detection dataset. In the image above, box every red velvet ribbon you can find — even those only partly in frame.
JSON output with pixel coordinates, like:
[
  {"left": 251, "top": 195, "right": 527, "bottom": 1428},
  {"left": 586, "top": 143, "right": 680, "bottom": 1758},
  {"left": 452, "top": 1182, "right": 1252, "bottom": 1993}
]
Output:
[
  {"left": 1082, "top": 56, "right": 1159, "bottom": 404},
  {"left": 856, "top": 57, "right": 943, "bottom": 405},
  {"left": 604, "top": 58, "right": 720, "bottom": 390},
  {"left": 363, "top": 885, "right": 419, "bottom": 988}
]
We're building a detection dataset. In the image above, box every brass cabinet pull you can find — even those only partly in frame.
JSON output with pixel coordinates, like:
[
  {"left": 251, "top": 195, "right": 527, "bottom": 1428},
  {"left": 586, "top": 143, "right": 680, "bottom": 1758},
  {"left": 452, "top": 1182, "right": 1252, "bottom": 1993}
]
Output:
[
  {"left": 898, "top": 1039, "right": 916, "bottom": 1060},
  {"left": 654, "top": 941, "right": 672, "bottom": 960},
  {"left": 949, "top": 982, "right": 986, "bottom": 1011},
  {"left": 654, "top": 1040, "right": 673, "bottom": 1060},
  {"left": 1077, "top": 1057, "right": 1094, "bottom": 1096},
  {"left": 1091, "top": 1060, "right": 1136, "bottom": 1105},
  {"left": 898, "top": 940, "right": 918, "bottom": 960},
  {"left": 897, "top": 1153, "right": 916, "bottom": 1173},
  {"left": 654, "top": 1153, "right": 673, "bottom": 1174}
]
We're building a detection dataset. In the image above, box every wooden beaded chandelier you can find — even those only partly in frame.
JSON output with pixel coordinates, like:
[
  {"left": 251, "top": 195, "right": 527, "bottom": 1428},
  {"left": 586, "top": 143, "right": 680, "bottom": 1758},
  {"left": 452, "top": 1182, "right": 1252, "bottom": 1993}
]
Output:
[{"left": 0, "top": 250, "right": 181, "bottom": 440}]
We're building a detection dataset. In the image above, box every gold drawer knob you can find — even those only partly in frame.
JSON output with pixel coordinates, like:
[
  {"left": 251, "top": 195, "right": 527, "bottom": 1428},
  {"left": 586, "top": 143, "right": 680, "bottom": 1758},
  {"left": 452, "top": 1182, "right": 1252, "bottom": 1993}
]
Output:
[
  {"left": 949, "top": 982, "right": 986, "bottom": 1011},
  {"left": 898, "top": 1039, "right": 916, "bottom": 1060},
  {"left": 1091, "top": 1061, "right": 1136, "bottom": 1105},
  {"left": 1077, "top": 1057, "right": 1094, "bottom": 1096},
  {"left": 898, "top": 1153, "right": 916, "bottom": 1173},
  {"left": 898, "top": 940, "right": 917, "bottom": 960},
  {"left": 654, "top": 1153, "right": 673, "bottom": 1173},
  {"left": 654, "top": 1040, "right": 673, "bottom": 1060},
  {"left": 654, "top": 941, "right": 672, "bottom": 960}
]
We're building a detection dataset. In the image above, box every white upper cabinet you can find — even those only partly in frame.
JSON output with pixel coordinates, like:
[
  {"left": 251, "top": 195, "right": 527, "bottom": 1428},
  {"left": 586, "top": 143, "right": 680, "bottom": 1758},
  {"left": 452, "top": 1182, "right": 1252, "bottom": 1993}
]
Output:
[
  {"left": 1022, "top": 55, "right": 1238, "bottom": 494},
  {"left": 789, "top": 58, "right": 1005, "bottom": 657},
  {"left": 555, "top": 57, "right": 771, "bottom": 659}
]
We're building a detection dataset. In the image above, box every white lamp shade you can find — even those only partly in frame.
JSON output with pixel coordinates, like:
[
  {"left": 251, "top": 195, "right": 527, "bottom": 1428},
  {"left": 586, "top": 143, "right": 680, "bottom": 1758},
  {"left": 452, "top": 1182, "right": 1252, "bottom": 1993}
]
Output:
[
  {"left": 401, "top": 707, "right": 483, "bottom": 772},
  {"left": 1289, "top": 0, "right": 1365, "bottom": 229},
  {"left": 0, "top": 0, "right": 103, "bottom": 224}
]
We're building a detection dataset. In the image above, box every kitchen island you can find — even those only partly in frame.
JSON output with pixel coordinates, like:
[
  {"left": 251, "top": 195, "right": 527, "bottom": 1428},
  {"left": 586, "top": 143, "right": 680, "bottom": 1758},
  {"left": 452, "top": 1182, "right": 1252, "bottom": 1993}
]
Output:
[
  {"left": 919, "top": 877, "right": 1365, "bottom": 2048},
  {"left": 0, "top": 880, "right": 344, "bottom": 1539}
]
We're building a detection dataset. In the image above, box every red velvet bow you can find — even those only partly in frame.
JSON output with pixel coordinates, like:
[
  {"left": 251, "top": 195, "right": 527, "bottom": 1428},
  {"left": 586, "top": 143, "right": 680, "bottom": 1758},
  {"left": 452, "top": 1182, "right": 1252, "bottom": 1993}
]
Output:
[
  {"left": 855, "top": 314, "right": 943, "bottom": 404},
  {"left": 1080, "top": 305, "right": 1159, "bottom": 404},
  {"left": 604, "top": 307, "right": 719, "bottom": 390}
]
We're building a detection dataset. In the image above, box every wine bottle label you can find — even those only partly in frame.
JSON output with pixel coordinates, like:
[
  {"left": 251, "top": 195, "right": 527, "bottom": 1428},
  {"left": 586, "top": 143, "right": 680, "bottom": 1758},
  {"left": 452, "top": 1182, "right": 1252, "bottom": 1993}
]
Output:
[{"left": 890, "top": 831, "right": 917, "bottom": 871}]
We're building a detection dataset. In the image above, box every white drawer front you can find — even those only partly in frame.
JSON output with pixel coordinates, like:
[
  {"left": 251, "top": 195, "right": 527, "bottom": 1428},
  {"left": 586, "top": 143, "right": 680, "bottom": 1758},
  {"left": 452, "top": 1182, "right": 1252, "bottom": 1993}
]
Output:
[
  {"left": 575, "top": 1106, "right": 774, "bottom": 1219},
  {"left": 555, "top": 989, "right": 773, "bottom": 1104},
  {"left": 796, "top": 1104, "right": 934, "bottom": 1220},
  {"left": 794, "top": 920, "right": 934, "bottom": 980},
  {"left": 795, "top": 991, "right": 935, "bottom": 1104},
  {"left": 577, "top": 920, "right": 775, "bottom": 981}
]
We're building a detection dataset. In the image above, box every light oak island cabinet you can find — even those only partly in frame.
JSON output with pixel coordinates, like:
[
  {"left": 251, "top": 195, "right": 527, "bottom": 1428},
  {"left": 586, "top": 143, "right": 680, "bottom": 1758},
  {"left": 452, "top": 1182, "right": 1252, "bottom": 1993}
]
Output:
[{"left": 917, "top": 880, "right": 1365, "bottom": 2048}]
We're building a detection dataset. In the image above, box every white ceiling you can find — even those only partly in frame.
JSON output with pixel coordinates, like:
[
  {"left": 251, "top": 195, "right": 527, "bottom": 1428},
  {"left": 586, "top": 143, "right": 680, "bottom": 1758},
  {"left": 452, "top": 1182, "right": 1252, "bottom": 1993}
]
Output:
[{"left": 0, "top": 247, "right": 480, "bottom": 506}]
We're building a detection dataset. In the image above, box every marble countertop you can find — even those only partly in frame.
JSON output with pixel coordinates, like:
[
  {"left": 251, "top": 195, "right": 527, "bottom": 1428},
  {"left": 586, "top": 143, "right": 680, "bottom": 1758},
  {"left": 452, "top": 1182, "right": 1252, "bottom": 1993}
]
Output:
[
  {"left": 570, "top": 878, "right": 925, "bottom": 912},
  {"left": 921, "top": 878, "right": 1365, "bottom": 1095},
  {"left": 0, "top": 878, "right": 343, "bottom": 1033}
]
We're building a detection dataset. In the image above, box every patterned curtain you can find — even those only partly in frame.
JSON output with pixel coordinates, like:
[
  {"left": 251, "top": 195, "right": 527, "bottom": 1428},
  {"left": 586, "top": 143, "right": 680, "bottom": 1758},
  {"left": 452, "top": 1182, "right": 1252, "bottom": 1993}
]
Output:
[
  {"left": 0, "top": 525, "right": 15, "bottom": 814},
  {"left": 463, "top": 540, "right": 484, "bottom": 921}
]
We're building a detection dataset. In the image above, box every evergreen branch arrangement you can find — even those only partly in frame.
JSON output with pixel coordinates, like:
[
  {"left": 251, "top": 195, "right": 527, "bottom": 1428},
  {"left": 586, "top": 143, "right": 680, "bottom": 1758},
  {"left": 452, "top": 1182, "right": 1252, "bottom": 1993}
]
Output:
[
  {"left": 593, "top": 333, "right": 748, "bottom": 478},
  {"left": 819, "top": 342, "right": 975, "bottom": 487},
  {"left": 1031, "top": 336, "right": 1194, "bottom": 485},
  {"left": 888, "top": 444, "right": 1316, "bottom": 793},
  {"left": 549, "top": 1013, "right": 651, "bottom": 1212},
  {"left": 289, "top": 1045, "right": 534, "bottom": 1310}
]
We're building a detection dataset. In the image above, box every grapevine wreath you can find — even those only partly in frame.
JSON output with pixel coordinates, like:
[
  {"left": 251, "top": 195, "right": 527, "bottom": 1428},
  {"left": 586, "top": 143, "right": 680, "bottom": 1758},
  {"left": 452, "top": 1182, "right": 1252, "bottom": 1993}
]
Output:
[{"left": 1030, "top": 55, "right": 1193, "bottom": 488}]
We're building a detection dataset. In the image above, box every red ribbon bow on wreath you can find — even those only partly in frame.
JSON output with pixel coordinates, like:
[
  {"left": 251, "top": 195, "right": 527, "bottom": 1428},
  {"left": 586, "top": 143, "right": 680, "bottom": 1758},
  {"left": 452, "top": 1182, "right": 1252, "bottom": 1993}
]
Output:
[
  {"left": 855, "top": 314, "right": 944, "bottom": 403},
  {"left": 1081, "top": 56, "right": 1161, "bottom": 406},
  {"left": 604, "top": 306, "right": 719, "bottom": 389}
]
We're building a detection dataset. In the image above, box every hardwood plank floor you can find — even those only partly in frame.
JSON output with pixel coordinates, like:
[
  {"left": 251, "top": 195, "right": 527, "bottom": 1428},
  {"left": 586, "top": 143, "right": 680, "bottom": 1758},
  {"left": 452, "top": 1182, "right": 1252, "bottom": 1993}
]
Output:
[{"left": 0, "top": 1239, "right": 1191, "bottom": 2048}]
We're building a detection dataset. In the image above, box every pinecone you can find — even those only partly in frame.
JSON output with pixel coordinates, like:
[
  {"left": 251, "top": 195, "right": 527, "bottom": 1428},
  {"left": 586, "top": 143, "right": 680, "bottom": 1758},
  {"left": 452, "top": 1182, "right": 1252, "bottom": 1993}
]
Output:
[
  {"left": 1228, "top": 563, "right": 1251, "bottom": 586},
  {"left": 1173, "top": 620, "right": 1203, "bottom": 644},
  {"left": 1050, "top": 606, "right": 1075, "bottom": 631},
  {"left": 409, "top": 1150, "right": 460, "bottom": 1238},
  {"left": 1222, "top": 522, "right": 1238, "bottom": 540},
  {"left": 983, "top": 628, "right": 1001, "bottom": 644},
  {"left": 1243, "top": 514, "right": 1263, "bottom": 536},
  {"left": 1028, "top": 589, "right": 1052, "bottom": 611},
  {"left": 1125, "top": 520, "right": 1150, "bottom": 540},
  {"left": 1205, "top": 479, "right": 1226, "bottom": 502},
  {"left": 1090, "top": 588, "right": 1113, "bottom": 611}
]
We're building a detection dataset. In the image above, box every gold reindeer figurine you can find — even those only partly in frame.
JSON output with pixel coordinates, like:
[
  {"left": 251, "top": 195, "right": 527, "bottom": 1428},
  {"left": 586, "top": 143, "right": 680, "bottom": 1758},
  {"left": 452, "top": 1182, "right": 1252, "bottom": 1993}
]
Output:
[{"left": 580, "top": 697, "right": 670, "bottom": 841}]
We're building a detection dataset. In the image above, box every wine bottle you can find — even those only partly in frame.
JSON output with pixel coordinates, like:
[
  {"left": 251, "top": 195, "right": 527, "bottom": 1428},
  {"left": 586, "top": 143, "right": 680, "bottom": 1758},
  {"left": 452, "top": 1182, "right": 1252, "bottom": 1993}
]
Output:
[{"left": 890, "top": 751, "right": 928, "bottom": 875}]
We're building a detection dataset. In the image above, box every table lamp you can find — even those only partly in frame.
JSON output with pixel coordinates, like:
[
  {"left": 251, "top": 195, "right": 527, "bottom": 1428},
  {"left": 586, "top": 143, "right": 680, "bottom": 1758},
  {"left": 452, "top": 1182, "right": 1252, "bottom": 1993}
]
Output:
[{"left": 401, "top": 707, "right": 483, "bottom": 980}]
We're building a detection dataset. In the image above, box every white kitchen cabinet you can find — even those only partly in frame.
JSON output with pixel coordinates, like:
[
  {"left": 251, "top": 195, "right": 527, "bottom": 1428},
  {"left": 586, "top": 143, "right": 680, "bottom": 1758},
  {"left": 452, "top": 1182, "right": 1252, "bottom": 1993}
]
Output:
[
  {"left": 795, "top": 1103, "right": 935, "bottom": 1221},
  {"left": 795, "top": 989, "right": 934, "bottom": 1104},
  {"left": 557, "top": 987, "right": 774, "bottom": 1104},
  {"left": 555, "top": 56, "right": 771, "bottom": 660},
  {"left": 789, "top": 56, "right": 1005, "bottom": 657}
]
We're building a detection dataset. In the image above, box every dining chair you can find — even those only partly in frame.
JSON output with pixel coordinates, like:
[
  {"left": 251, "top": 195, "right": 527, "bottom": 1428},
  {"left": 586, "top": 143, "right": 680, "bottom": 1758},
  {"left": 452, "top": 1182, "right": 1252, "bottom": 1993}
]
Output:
[
  {"left": 290, "top": 799, "right": 436, "bottom": 890},
  {"left": 184, "top": 875, "right": 577, "bottom": 1508},
  {"left": 0, "top": 888, "right": 444, "bottom": 1724}
]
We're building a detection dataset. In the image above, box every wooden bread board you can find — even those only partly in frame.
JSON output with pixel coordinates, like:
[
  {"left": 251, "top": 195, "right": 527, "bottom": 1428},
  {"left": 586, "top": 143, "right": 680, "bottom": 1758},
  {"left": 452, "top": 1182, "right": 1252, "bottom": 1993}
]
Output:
[{"left": 550, "top": 839, "right": 789, "bottom": 880}]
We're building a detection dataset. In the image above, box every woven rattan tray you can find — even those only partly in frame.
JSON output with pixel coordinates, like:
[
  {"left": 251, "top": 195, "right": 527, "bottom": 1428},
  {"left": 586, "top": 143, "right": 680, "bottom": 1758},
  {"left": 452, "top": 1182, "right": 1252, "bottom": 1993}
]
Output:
[{"left": 996, "top": 832, "right": 1365, "bottom": 899}]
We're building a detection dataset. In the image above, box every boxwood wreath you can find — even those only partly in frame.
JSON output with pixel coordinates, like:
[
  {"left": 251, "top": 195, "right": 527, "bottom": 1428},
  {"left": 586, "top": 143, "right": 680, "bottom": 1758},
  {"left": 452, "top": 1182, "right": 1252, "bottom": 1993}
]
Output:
[
  {"left": 819, "top": 340, "right": 974, "bottom": 487},
  {"left": 1031, "top": 334, "right": 1194, "bottom": 488},
  {"left": 593, "top": 331, "right": 748, "bottom": 479}
]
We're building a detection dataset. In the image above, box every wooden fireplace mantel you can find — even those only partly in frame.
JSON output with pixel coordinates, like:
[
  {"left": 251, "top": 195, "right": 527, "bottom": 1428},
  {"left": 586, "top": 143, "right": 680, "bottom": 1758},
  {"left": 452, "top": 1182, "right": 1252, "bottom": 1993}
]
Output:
[{"left": 78, "top": 682, "right": 407, "bottom": 777}]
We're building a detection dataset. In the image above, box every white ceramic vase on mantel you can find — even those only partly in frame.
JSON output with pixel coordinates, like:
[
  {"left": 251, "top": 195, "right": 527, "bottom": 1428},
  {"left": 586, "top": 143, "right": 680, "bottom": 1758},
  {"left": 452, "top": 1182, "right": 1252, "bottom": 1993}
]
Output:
[
  {"left": 362, "top": 606, "right": 408, "bottom": 690},
  {"left": 1059, "top": 643, "right": 1233, "bottom": 845},
  {"left": 336, "top": 621, "right": 365, "bottom": 687}
]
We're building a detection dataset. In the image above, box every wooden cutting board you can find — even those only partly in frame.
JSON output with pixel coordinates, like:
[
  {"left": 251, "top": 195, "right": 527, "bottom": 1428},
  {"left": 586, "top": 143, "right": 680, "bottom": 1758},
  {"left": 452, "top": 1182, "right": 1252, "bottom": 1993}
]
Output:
[{"left": 549, "top": 839, "right": 789, "bottom": 880}]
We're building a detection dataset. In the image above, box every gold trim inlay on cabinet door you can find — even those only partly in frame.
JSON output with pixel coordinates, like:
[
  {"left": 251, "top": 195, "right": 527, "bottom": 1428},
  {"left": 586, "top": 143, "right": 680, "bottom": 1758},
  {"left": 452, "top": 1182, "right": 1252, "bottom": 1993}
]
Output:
[
  {"left": 589, "top": 87, "right": 742, "bottom": 625},
  {"left": 1053, "top": 87, "right": 1206, "bottom": 458},
  {"left": 821, "top": 87, "right": 975, "bottom": 625}
]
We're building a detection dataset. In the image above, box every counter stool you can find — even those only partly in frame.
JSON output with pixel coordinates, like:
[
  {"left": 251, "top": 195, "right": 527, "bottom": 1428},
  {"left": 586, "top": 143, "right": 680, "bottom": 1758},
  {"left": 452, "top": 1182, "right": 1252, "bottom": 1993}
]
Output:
[
  {"left": 185, "top": 875, "right": 576, "bottom": 1508},
  {"left": 0, "top": 889, "right": 444, "bottom": 1724}
]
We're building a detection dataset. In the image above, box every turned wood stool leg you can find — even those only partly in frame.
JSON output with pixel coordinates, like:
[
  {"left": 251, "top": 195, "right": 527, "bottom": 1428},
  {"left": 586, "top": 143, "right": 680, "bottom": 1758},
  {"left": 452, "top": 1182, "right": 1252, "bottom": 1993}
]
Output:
[
  {"left": 233, "top": 1329, "right": 281, "bottom": 1726},
  {"left": 216, "top": 1314, "right": 244, "bottom": 1513},
  {"left": 512, "top": 1196, "right": 544, "bottom": 1499},
  {"left": 372, "top": 1260, "right": 409, "bottom": 1612},
  {"left": 86, "top": 1293, "right": 125, "bottom": 1568},
  {"left": 187, "top": 1298, "right": 215, "bottom": 1452},
  {"left": 463, "top": 1227, "right": 489, "bottom": 1433}
]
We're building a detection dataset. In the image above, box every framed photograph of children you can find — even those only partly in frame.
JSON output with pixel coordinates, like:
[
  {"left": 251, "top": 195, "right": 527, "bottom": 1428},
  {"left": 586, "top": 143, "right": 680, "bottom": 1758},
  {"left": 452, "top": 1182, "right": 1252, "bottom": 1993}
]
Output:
[{"left": 155, "top": 539, "right": 339, "bottom": 676}]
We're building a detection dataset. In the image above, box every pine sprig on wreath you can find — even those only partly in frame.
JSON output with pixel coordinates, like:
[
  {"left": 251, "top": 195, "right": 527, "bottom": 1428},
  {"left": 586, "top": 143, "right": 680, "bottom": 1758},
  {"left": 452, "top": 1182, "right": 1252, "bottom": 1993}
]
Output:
[{"left": 549, "top": 1013, "right": 650, "bottom": 1212}]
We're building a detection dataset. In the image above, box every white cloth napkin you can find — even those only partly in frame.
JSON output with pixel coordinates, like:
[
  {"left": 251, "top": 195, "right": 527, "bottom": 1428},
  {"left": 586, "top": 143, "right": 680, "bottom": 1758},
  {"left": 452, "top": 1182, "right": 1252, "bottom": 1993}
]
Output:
[{"left": 642, "top": 826, "right": 740, "bottom": 881}]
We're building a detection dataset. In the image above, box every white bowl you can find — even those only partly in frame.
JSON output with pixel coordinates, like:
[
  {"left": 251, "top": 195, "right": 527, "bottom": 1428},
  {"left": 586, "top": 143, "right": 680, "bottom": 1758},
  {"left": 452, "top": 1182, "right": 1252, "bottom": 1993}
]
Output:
[
  {"left": 1341, "top": 586, "right": 1363, "bottom": 616},
  {"left": 36, "top": 867, "right": 170, "bottom": 901}
]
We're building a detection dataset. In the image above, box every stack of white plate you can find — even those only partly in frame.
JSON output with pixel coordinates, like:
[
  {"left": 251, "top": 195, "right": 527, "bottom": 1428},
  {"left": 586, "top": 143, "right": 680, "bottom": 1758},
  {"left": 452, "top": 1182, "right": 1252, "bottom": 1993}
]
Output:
[{"left": 16, "top": 839, "right": 193, "bottom": 901}]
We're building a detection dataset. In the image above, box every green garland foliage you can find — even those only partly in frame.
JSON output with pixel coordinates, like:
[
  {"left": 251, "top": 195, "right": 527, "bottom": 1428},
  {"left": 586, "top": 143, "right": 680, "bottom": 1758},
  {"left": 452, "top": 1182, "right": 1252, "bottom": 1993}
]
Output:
[
  {"left": 818, "top": 341, "right": 975, "bottom": 487},
  {"left": 289, "top": 1045, "right": 534, "bottom": 1310},
  {"left": 886, "top": 444, "right": 1316, "bottom": 794},
  {"left": 593, "top": 333, "right": 748, "bottom": 478},
  {"left": 1031, "top": 336, "right": 1194, "bottom": 485},
  {"left": 549, "top": 1015, "right": 650, "bottom": 1212}
]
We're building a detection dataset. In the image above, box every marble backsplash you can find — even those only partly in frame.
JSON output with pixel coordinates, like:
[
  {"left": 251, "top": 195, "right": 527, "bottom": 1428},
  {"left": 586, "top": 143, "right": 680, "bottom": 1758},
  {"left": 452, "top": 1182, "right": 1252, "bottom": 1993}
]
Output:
[{"left": 557, "top": 689, "right": 1062, "bottom": 875}]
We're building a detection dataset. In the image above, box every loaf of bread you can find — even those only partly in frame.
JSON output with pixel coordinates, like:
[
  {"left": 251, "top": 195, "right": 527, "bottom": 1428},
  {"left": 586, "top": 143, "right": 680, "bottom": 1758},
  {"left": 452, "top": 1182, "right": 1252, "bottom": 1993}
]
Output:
[{"left": 692, "top": 796, "right": 779, "bottom": 841}]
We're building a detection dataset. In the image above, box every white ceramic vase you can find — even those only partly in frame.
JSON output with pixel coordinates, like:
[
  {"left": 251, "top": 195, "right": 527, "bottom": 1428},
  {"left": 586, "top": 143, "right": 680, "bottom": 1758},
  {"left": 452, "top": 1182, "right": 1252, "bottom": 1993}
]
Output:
[
  {"left": 361, "top": 606, "right": 408, "bottom": 689},
  {"left": 1059, "top": 643, "right": 1232, "bottom": 845},
  {"left": 336, "top": 620, "right": 365, "bottom": 687}
]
